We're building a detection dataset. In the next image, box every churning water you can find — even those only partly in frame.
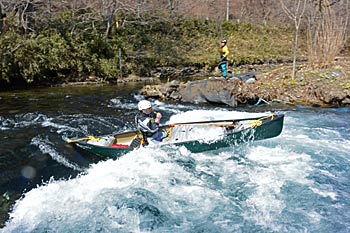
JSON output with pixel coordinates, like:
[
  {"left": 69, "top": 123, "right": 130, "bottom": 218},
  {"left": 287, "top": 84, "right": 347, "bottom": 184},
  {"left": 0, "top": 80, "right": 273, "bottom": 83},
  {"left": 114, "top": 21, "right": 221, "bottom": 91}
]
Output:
[{"left": 0, "top": 85, "right": 349, "bottom": 232}]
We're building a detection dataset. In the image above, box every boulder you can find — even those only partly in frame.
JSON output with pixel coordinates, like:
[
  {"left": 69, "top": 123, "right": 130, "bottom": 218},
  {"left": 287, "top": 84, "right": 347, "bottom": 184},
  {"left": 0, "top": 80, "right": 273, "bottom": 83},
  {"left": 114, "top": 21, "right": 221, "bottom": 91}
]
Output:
[
  {"left": 139, "top": 84, "right": 165, "bottom": 99},
  {"left": 178, "top": 79, "right": 241, "bottom": 107},
  {"left": 139, "top": 74, "right": 261, "bottom": 107}
]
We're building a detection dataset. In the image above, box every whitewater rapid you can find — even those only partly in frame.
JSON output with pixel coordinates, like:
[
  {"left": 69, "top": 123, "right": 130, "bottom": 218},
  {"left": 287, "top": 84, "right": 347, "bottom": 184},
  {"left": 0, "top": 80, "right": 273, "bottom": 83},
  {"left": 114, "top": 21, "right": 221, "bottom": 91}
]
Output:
[{"left": 1, "top": 105, "right": 350, "bottom": 232}]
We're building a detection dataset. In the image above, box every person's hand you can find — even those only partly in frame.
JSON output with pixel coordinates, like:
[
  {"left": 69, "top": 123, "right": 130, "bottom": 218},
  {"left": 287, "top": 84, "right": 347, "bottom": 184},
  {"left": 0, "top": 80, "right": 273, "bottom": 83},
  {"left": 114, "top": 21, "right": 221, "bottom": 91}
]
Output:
[{"left": 155, "top": 112, "right": 162, "bottom": 123}]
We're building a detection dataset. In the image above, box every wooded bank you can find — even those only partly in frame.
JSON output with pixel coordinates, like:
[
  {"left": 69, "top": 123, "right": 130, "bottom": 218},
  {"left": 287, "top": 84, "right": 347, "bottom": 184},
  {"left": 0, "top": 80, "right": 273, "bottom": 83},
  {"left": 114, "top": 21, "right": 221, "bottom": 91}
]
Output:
[{"left": 0, "top": 0, "right": 349, "bottom": 89}]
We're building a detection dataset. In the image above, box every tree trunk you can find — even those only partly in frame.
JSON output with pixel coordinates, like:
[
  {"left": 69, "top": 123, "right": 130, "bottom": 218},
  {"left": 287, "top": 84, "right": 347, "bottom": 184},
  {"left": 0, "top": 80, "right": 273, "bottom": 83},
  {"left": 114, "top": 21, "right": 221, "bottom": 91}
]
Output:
[
  {"left": 292, "top": 24, "right": 299, "bottom": 80},
  {"left": 0, "top": 3, "right": 4, "bottom": 34}
]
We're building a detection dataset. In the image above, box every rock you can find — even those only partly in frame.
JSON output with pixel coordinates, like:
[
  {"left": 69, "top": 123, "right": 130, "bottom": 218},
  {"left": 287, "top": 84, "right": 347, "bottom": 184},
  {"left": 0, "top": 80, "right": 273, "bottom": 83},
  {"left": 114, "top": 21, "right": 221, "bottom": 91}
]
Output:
[
  {"left": 245, "top": 78, "right": 256, "bottom": 84},
  {"left": 323, "top": 90, "right": 347, "bottom": 105},
  {"left": 169, "top": 91, "right": 181, "bottom": 100},
  {"left": 178, "top": 79, "right": 240, "bottom": 107},
  {"left": 140, "top": 82, "right": 182, "bottom": 100},
  {"left": 342, "top": 97, "right": 350, "bottom": 105},
  {"left": 169, "top": 80, "right": 180, "bottom": 87},
  {"left": 88, "top": 75, "right": 97, "bottom": 81},
  {"left": 139, "top": 85, "right": 163, "bottom": 98},
  {"left": 138, "top": 62, "right": 350, "bottom": 108}
]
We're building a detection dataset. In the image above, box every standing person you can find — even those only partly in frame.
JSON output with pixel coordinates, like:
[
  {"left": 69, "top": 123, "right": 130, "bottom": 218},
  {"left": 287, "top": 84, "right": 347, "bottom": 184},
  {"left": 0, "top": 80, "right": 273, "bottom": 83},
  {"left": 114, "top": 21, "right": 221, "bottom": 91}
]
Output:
[
  {"left": 219, "top": 38, "right": 230, "bottom": 79},
  {"left": 135, "top": 100, "right": 167, "bottom": 145}
]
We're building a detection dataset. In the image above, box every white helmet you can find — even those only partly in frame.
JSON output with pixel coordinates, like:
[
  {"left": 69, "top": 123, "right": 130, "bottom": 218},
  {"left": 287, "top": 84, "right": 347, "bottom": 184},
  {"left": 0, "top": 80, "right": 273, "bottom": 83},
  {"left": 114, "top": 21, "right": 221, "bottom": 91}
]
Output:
[{"left": 138, "top": 100, "right": 152, "bottom": 111}]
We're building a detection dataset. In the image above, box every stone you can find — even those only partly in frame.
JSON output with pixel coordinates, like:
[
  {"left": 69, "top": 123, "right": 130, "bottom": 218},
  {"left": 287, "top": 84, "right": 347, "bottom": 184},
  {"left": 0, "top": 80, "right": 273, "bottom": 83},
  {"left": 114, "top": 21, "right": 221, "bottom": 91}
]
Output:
[
  {"left": 178, "top": 79, "right": 240, "bottom": 107},
  {"left": 169, "top": 91, "right": 181, "bottom": 100},
  {"left": 342, "top": 97, "right": 350, "bottom": 105},
  {"left": 245, "top": 78, "right": 256, "bottom": 84}
]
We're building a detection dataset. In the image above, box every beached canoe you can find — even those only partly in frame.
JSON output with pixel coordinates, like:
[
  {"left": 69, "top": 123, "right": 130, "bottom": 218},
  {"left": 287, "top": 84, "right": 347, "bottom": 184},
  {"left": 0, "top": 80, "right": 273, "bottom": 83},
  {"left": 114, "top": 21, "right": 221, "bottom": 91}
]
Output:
[{"left": 67, "top": 113, "right": 284, "bottom": 158}]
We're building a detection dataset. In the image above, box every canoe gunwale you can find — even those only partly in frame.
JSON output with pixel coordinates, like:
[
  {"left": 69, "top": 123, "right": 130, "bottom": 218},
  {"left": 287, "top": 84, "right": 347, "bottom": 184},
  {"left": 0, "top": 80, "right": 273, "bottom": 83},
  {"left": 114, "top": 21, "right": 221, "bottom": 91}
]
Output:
[{"left": 71, "top": 113, "right": 284, "bottom": 157}]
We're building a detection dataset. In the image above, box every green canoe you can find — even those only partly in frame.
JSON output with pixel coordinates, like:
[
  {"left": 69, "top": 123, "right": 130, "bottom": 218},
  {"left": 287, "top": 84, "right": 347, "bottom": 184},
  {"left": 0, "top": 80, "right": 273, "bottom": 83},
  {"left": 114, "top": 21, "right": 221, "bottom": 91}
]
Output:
[{"left": 67, "top": 114, "right": 284, "bottom": 158}]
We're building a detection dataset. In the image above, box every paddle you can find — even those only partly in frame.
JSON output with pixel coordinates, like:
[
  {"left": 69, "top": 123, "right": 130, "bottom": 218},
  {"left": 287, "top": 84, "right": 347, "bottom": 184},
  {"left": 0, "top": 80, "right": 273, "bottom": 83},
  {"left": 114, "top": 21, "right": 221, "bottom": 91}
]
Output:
[
  {"left": 165, "top": 115, "right": 272, "bottom": 127},
  {"left": 66, "top": 136, "right": 98, "bottom": 143},
  {"left": 168, "top": 121, "right": 237, "bottom": 127}
]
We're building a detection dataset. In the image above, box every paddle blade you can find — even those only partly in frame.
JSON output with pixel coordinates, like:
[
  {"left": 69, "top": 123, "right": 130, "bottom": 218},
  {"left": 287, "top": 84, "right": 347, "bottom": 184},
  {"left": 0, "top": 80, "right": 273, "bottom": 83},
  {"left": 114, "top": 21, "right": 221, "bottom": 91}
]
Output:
[{"left": 66, "top": 136, "right": 96, "bottom": 143}]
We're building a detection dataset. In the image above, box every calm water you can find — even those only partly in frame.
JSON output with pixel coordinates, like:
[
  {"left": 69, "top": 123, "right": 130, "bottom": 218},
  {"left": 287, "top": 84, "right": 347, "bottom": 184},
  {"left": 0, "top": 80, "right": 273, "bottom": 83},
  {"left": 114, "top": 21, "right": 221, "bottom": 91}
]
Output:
[{"left": 0, "top": 84, "right": 349, "bottom": 232}]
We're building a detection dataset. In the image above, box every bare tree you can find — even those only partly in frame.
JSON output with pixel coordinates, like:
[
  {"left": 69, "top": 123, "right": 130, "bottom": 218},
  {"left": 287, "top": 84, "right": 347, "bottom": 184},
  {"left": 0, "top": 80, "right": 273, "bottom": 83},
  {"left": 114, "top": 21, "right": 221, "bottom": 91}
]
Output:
[
  {"left": 0, "top": 1, "right": 5, "bottom": 34},
  {"left": 280, "top": 0, "right": 307, "bottom": 80},
  {"left": 226, "top": 0, "right": 230, "bottom": 20},
  {"left": 306, "top": 0, "right": 349, "bottom": 67},
  {"left": 102, "top": 0, "right": 118, "bottom": 38},
  {"left": 7, "top": 0, "right": 36, "bottom": 35}
]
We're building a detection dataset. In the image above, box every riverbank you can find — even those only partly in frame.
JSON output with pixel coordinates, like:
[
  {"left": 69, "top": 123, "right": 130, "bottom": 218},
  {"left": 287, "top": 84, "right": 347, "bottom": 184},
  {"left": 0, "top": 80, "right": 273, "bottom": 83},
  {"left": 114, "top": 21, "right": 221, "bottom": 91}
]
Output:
[
  {"left": 2, "top": 58, "right": 349, "bottom": 108},
  {"left": 139, "top": 60, "right": 350, "bottom": 108}
]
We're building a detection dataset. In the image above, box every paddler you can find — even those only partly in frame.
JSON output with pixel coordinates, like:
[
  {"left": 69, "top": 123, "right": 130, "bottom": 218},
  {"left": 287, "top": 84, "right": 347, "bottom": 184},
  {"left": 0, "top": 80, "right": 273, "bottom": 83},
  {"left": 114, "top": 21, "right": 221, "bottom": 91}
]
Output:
[{"left": 135, "top": 100, "right": 168, "bottom": 145}]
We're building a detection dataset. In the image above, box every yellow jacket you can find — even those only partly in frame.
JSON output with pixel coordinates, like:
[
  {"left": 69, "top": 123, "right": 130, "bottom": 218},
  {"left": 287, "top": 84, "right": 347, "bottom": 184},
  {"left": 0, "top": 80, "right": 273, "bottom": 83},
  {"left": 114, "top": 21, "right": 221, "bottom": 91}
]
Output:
[{"left": 220, "top": 45, "right": 230, "bottom": 59}]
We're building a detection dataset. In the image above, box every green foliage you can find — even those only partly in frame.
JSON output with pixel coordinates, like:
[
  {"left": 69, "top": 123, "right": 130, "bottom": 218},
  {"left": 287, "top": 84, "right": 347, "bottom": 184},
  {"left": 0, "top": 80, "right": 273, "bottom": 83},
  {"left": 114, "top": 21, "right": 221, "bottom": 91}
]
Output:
[
  {"left": 0, "top": 14, "right": 295, "bottom": 88},
  {"left": 0, "top": 31, "right": 22, "bottom": 83},
  {"left": 98, "top": 58, "right": 120, "bottom": 79},
  {"left": 180, "top": 18, "right": 217, "bottom": 38},
  {"left": 0, "top": 30, "right": 72, "bottom": 85}
]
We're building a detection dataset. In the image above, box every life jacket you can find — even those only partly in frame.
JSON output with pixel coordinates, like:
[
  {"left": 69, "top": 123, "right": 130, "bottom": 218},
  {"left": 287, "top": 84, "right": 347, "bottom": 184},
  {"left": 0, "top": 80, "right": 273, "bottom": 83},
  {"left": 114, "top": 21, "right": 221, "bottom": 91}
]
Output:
[{"left": 135, "top": 111, "right": 159, "bottom": 144}]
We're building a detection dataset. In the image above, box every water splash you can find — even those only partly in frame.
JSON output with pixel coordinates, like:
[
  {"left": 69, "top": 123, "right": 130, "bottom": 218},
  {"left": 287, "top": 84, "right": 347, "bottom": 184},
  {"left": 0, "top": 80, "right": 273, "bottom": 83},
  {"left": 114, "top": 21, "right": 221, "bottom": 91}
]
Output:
[
  {"left": 0, "top": 113, "right": 48, "bottom": 130},
  {"left": 2, "top": 149, "right": 231, "bottom": 232},
  {"left": 2, "top": 109, "right": 350, "bottom": 232},
  {"left": 243, "top": 146, "right": 313, "bottom": 231},
  {"left": 166, "top": 109, "right": 270, "bottom": 124},
  {"left": 31, "top": 136, "right": 84, "bottom": 172},
  {"left": 109, "top": 97, "right": 138, "bottom": 110}
]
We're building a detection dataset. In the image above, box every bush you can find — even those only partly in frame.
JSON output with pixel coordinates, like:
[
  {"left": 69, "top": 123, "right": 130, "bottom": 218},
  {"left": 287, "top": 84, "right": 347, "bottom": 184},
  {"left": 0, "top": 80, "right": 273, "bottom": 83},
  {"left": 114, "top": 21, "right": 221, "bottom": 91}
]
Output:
[{"left": 0, "top": 14, "right": 295, "bottom": 88}]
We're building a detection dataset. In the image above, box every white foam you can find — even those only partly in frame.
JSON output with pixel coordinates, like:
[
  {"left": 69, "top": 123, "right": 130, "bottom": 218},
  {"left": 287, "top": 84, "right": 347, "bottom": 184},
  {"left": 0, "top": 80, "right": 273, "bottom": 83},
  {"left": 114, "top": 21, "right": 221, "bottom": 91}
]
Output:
[
  {"left": 305, "top": 210, "right": 322, "bottom": 222},
  {"left": 310, "top": 187, "right": 337, "bottom": 200},
  {"left": 167, "top": 110, "right": 270, "bottom": 124},
  {"left": 4, "top": 110, "right": 349, "bottom": 232},
  {"left": 31, "top": 136, "right": 83, "bottom": 172},
  {"left": 109, "top": 98, "right": 137, "bottom": 110},
  {"left": 242, "top": 146, "right": 313, "bottom": 230},
  {"left": 0, "top": 113, "right": 48, "bottom": 129},
  {"left": 3, "top": 148, "right": 229, "bottom": 232},
  {"left": 166, "top": 125, "right": 225, "bottom": 143}
]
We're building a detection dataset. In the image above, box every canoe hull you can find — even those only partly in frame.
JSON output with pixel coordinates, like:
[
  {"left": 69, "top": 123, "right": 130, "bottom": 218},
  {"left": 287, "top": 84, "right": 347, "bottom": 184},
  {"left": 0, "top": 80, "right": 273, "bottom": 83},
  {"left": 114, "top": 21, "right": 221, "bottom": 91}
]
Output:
[
  {"left": 72, "top": 142, "right": 133, "bottom": 158},
  {"left": 178, "top": 114, "right": 284, "bottom": 153},
  {"left": 70, "top": 114, "right": 284, "bottom": 158}
]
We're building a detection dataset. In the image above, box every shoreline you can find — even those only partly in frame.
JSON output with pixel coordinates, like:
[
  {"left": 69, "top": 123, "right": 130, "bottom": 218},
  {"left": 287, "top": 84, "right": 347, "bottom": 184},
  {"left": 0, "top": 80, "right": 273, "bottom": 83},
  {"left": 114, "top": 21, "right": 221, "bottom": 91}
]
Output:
[
  {"left": 1, "top": 61, "right": 349, "bottom": 108},
  {"left": 139, "top": 61, "right": 350, "bottom": 108}
]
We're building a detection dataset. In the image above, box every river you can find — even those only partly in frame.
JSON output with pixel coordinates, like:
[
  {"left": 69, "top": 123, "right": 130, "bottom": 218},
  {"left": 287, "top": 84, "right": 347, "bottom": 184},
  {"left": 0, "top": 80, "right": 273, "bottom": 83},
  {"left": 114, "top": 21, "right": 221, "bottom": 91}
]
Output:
[{"left": 0, "top": 83, "right": 349, "bottom": 232}]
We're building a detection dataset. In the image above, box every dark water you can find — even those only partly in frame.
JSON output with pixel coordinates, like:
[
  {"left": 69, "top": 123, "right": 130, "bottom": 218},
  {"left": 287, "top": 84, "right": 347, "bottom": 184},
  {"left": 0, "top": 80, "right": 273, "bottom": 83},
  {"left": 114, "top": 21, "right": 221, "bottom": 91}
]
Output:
[
  {"left": 1, "top": 84, "right": 350, "bottom": 232},
  {"left": 0, "top": 83, "right": 146, "bottom": 189}
]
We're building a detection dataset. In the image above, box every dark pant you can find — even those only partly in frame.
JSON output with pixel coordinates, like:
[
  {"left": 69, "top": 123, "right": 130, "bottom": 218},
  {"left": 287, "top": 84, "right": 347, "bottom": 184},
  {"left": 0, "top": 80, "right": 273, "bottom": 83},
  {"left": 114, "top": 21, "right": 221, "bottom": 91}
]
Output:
[{"left": 150, "top": 131, "right": 168, "bottom": 143}]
